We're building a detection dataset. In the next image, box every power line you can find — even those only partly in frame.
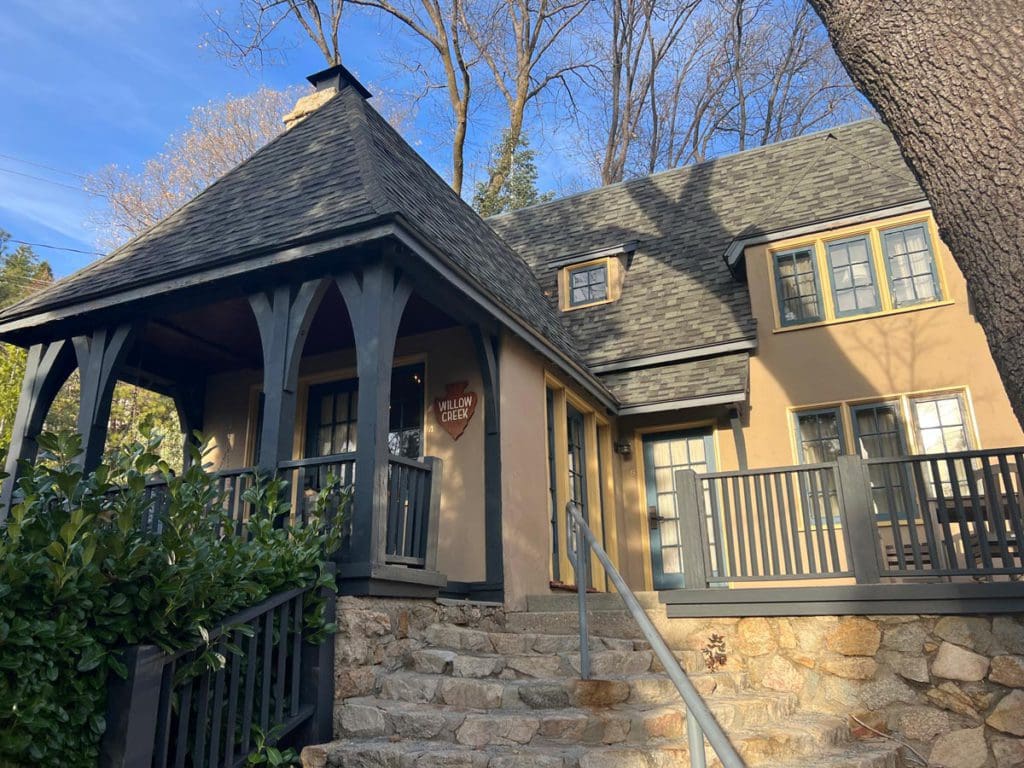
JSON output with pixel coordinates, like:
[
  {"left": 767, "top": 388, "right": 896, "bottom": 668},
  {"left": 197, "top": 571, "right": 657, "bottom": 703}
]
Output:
[
  {"left": 0, "top": 152, "right": 87, "bottom": 180},
  {"left": 7, "top": 239, "right": 103, "bottom": 257},
  {"left": 0, "top": 166, "right": 106, "bottom": 197}
]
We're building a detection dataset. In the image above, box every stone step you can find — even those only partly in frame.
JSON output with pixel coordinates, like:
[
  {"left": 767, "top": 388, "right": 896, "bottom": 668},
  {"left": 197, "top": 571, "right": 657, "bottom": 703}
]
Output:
[
  {"left": 408, "top": 645, "right": 713, "bottom": 681},
  {"left": 375, "top": 671, "right": 752, "bottom": 711},
  {"left": 422, "top": 624, "right": 656, "bottom": 656},
  {"left": 308, "top": 715, "right": 897, "bottom": 768},
  {"left": 525, "top": 592, "right": 663, "bottom": 613},
  {"left": 336, "top": 692, "right": 802, "bottom": 748}
]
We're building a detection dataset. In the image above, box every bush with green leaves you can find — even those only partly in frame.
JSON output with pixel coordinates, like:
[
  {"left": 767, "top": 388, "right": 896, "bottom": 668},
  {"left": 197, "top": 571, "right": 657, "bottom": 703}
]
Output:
[{"left": 0, "top": 430, "right": 343, "bottom": 767}]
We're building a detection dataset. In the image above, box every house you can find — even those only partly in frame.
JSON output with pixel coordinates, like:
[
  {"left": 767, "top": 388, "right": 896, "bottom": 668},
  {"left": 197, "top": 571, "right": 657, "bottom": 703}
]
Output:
[{"left": 5, "top": 65, "right": 1024, "bottom": 768}]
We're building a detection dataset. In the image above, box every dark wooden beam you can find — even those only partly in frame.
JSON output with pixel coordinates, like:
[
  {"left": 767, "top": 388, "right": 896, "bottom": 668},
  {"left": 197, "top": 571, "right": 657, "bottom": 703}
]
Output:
[
  {"left": 337, "top": 259, "right": 412, "bottom": 567},
  {"left": 0, "top": 339, "right": 77, "bottom": 518},
  {"left": 73, "top": 324, "right": 137, "bottom": 472},
  {"left": 151, "top": 318, "right": 259, "bottom": 368},
  {"left": 249, "top": 279, "right": 329, "bottom": 472}
]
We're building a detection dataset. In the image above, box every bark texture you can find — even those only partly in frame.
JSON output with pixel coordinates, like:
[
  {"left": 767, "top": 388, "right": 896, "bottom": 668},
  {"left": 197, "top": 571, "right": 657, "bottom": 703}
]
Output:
[{"left": 807, "top": 0, "right": 1024, "bottom": 424}]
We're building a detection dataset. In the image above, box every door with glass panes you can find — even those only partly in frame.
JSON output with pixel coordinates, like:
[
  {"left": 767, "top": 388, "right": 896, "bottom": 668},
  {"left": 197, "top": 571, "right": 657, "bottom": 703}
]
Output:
[
  {"left": 642, "top": 430, "right": 715, "bottom": 590},
  {"left": 852, "top": 402, "right": 913, "bottom": 522}
]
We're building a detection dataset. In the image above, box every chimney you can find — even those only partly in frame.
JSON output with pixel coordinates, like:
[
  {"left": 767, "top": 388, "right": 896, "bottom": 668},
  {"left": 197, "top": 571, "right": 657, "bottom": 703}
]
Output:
[{"left": 283, "top": 63, "right": 373, "bottom": 130}]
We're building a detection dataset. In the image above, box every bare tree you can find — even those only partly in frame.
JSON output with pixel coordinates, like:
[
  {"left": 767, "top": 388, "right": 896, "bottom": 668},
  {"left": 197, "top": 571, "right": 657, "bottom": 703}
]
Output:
[
  {"left": 347, "top": 0, "right": 476, "bottom": 193},
  {"left": 466, "top": 0, "right": 594, "bottom": 198},
  {"left": 86, "top": 86, "right": 301, "bottom": 250},
  {"left": 204, "top": 0, "right": 344, "bottom": 69},
  {"left": 807, "top": 0, "right": 1024, "bottom": 427},
  {"left": 576, "top": 0, "right": 860, "bottom": 184}
]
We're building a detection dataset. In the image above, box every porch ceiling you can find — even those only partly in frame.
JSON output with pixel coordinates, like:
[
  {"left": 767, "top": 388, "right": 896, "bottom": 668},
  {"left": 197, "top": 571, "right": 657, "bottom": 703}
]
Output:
[{"left": 127, "top": 289, "right": 459, "bottom": 378}]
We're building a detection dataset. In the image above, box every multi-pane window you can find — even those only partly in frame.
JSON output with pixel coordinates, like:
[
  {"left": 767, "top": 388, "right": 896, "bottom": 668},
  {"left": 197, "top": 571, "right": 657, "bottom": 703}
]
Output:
[
  {"left": 912, "top": 394, "right": 971, "bottom": 455},
  {"left": 795, "top": 409, "right": 845, "bottom": 463},
  {"left": 313, "top": 384, "right": 358, "bottom": 456},
  {"left": 568, "top": 263, "right": 609, "bottom": 307},
  {"left": 853, "top": 403, "right": 911, "bottom": 520},
  {"left": 774, "top": 248, "right": 822, "bottom": 325},
  {"left": 388, "top": 365, "right": 425, "bottom": 459},
  {"left": 882, "top": 224, "right": 940, "bottom": 308},
  {"left": 827, "top": 237, "right": 880, "bottom": 316},
  {"left": 795, "top": 409, "right": 844, "bottom": 522}
]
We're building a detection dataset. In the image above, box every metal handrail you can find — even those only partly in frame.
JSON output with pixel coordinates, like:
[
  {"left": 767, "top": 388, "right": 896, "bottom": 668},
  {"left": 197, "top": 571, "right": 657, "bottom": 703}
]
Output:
[{"left": 565, "top": 502, "right": 744, "bottom": 768}]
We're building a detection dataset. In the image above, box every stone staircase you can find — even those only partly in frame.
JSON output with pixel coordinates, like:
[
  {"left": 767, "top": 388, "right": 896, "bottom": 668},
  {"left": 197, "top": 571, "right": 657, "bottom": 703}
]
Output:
[{"left": 303, "top": 595, "right": 907, "bottom": 768}]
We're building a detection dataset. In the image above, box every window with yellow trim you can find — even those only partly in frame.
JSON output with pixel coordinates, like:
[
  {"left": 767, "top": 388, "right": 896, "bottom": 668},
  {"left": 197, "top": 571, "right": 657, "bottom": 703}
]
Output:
[
  {"left": 558, "top": 256, "right": 623, "bottom": 311},
  {"left": 770, "top": 219, "right": 944, "bottom": 328}
]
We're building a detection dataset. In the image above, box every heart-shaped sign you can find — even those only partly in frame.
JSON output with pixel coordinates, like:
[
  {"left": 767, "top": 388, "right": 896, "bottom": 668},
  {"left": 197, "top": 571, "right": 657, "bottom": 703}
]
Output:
[{"left": 434, "top": 381, "right": 478, "bottom": 441}]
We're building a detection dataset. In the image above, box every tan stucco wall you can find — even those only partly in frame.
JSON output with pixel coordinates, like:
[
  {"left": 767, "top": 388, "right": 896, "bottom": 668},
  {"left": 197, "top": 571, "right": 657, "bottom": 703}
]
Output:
[
  {"left": 498, "top": 334, "right": 555, "bottom": 610},
  {"left": 742, "top": 210, "right": 1024, "bottom": 466},
  {"left": 201, "top": 326, "right": 487, "bottom": 584}
]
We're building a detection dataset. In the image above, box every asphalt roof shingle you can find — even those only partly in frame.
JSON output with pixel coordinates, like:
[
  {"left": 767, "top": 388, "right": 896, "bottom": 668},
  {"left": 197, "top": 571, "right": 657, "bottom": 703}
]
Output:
[
  {"left": 489, "top": 120, "right": 926, "bottom": 370},
  {"left": 598, "top": 354, "right": 749, "bottom": 409},
  {"left": 0, "top": 87, "right": 587, "bottom": 381}
]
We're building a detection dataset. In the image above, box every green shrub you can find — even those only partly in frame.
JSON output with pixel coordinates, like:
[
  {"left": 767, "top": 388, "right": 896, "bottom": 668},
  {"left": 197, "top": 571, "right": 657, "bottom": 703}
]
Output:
[{"left": 0, "top": 430, "right": 342, "bottom": 767}]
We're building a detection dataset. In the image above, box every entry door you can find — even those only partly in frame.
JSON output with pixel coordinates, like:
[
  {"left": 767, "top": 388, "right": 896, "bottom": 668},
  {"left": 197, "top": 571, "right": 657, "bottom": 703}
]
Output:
[
  {"left": 643, "top": 430, "right": 715, "bottom": 590},
  {"left": 852, "top": 402, "right": 912, "bottom": 521}
]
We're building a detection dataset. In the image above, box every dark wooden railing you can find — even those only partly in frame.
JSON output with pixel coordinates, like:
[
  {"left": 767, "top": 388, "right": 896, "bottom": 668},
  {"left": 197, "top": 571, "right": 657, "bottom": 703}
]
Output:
[
  {"left": 100, "top": 580, "right": 334, "bottom": 768},
  {"left": 384, "top": 455, "right": 441, "bottom": 569},
  {"left": 676, "top": 447, "right": 1024, "bottom": 589}
]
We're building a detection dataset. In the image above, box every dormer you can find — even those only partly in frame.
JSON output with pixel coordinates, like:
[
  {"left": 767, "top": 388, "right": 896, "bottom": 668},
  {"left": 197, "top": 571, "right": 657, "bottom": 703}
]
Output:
[{"left": 554, "top": 241, "right": 638, "bottom": 311}]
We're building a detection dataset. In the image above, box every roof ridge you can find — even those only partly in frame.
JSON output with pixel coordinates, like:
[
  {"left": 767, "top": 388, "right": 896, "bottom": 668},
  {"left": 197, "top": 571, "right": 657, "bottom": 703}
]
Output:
[{"left": 488, "top": 117, "right": 885, "bottom": 221}]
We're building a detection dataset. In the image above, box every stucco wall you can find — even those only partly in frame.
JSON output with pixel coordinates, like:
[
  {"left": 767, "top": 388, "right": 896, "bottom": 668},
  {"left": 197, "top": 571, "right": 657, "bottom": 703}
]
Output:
[
  {"left": 742, "top": 211, "right": 1024, "bottom": 467},
  {"left": 201, "top": 326, "right": 487, "bottom": 584},
  {"left": 498, "top": 334, "right": 554, "bottom": 610}
]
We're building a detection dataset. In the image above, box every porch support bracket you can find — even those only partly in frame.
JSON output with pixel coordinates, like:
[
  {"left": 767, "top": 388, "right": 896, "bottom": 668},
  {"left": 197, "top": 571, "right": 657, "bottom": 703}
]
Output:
[
  {"left": 0, "top": 339, "right": 77, "bottom": 519},
  {"left": 73, "top": 324, "right": 138, "bottom": 473},
  {"left": 249, "top": 279, "right": 329, "bottom": 473},
  {"left": 337, "top": 260, "right": 412, "bottom": 569}
]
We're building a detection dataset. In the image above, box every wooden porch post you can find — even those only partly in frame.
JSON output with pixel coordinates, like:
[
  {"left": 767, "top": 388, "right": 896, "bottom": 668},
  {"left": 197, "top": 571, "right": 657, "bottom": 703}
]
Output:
[
  {"left": 73, "top": 325, "right": 137, "bottom": 473},
  {"left": 249, "top": 280, "right": 328, "bottom": 473},
  {"left": 471, "top": 326, "right": 504, "bottom": 597},
  {"left": 171, "top": 381, "right": 206, "bottom": 469},
  {"left": 0, "top": 339, "right": 77, "bottom": 519},
  {"left": 337, "top": 261, "right": 412, "bottom": 567}
]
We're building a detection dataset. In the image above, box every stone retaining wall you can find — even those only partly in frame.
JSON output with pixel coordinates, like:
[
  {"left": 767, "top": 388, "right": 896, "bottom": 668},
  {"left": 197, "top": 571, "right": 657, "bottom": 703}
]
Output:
[
  {"left": 332, "top": 597, "right": 1024, "bottom": 768},
  {"left": 669, "top": 613, "right": 1024, "bottom": 768}
]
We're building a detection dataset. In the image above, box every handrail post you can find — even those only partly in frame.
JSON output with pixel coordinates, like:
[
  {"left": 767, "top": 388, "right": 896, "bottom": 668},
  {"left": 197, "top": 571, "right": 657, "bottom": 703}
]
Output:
[
  {"left": 676, "top": 469, "right": 711, "bottom": 590},
  {"left": 297, "top": 566, "right": 337, "bottom": 746},
  {"left": 836, "top": 455, "right": 883, "bottom": 584},
  {"left": 99, "top": 645, "right": 164, "bottom": 768}
]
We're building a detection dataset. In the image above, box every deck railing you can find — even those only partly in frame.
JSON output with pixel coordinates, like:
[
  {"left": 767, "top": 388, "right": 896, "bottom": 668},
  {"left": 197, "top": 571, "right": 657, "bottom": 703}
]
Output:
[
  {"left": 133, "top": 452, "right": 442, "bottom": 571},
  {"left": 676, "top": 447, "right": 1024, "bottom": 589},
  {"left": 99, "top": 579, "right": 334, "bottom": 768}
]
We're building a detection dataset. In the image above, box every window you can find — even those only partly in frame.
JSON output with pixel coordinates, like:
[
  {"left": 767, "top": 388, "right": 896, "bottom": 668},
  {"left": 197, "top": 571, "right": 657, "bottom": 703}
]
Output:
[
  {"left": 795, "top": 408, "right": 844, "bottom": 523},
  {"left": 882, "top": 224, "right": 941, "bottom": 308},
  {"left": 795, "top": 408, "right": 845, "bottom": 463},
  {"left": 852, "top": 402, "right": 912, "bottom": 520},
  {"left": 911, "top": 393, "right": 971, "bottom": 455},
  {"left": 568, "top": 262, "right": 608, "bottom": 307},
  {"left": 827, "top": 236, "right": 880, "bottom": 316},
  {"left": 774, "top": 248, "right": 822, "bottom": 326}
]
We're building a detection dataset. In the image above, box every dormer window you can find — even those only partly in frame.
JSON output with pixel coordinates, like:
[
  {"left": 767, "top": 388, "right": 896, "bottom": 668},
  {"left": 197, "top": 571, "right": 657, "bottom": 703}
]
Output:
[{"left": 569, "top": 262, "right": 608, "bottom": 307}]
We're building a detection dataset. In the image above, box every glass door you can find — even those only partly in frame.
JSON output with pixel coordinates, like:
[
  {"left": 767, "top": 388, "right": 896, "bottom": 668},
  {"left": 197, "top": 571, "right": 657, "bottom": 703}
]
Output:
[{"left": 642, "top": 430, "right": 715, "bottom": 590}]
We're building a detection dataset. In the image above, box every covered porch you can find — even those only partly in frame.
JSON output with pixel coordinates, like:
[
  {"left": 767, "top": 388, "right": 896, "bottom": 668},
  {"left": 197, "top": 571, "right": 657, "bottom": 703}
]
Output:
[{"left": 0, "top": 248, "right": 506, "bottom": 599}]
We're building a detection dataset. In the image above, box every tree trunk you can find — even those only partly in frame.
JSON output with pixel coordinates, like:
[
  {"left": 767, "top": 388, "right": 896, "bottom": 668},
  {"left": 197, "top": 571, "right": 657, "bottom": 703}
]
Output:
[{"left": 807, "top": 0, "right": 1024, "bottom": 426}]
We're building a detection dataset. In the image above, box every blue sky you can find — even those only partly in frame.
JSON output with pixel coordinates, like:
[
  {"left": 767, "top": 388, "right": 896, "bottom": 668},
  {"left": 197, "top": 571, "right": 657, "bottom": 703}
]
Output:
[{"left": 0, "top": 0, "right": 480, "bottom": 277}]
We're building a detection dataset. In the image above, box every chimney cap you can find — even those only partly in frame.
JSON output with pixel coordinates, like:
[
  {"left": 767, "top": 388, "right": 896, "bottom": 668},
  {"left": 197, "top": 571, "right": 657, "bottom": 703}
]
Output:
[{"left": 306, "top": 63, "right": 372, "bottom": 99}]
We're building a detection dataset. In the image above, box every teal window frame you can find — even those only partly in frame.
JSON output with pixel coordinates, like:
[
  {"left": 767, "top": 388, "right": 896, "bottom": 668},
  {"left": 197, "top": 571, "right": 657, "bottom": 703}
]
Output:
[
  {"left": 826, "top": 235, "right": 881, "bottom": 317},
  {"left": 773, "top": 247, "right": 823, "bottom": 327},
  {"left": 880, "top": 223, "right": 942, "bottom": 308},
  {"left": 794, "top": 407, "right": 846, "bottom": 464}
]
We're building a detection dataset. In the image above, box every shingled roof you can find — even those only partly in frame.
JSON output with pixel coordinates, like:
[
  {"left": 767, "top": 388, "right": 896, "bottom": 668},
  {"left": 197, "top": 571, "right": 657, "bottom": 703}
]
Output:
[
  {"left": 0, "top": 80, "right": 609, "bottom": 401},
  {"left": 489, "top": 120, "right": 926, "bottom": 409}
]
